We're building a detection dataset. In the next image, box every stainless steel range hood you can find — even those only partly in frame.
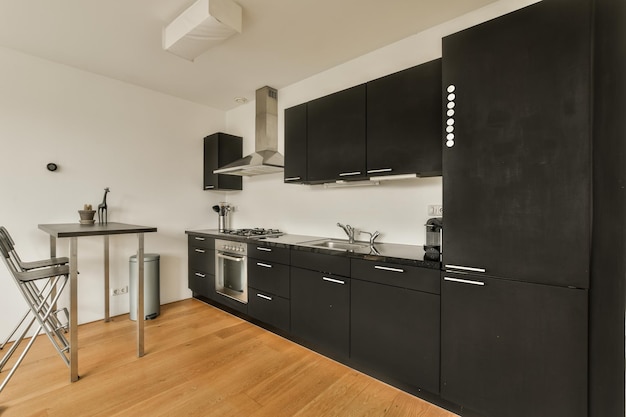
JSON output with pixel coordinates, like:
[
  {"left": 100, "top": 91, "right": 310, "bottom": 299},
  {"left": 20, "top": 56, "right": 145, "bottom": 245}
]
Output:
[{"left": 214, "top": 86, "right": 284, "bottom": 176}]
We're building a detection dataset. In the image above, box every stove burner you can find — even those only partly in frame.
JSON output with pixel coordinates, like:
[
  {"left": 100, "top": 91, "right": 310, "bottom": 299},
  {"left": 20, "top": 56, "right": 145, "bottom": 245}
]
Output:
[{"left": 223, "top": 228, "right": 283, "bottom": 238}]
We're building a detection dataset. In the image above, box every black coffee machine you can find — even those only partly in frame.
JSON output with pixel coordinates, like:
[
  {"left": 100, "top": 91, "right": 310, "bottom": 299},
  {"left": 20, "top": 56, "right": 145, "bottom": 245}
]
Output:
[{"left": 424, "top": 217, "right": 443, "bottom": 261}]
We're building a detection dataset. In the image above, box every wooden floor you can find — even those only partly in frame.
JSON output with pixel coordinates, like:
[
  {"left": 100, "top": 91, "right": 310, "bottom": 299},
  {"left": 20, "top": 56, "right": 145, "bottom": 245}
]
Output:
[{"left": 0, "top": 299, "right": 459, "bottom": 417}]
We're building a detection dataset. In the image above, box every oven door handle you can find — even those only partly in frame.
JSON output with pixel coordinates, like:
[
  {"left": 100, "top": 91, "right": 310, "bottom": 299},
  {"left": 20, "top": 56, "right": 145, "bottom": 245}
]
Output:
[{"left": 216, "top": 252, "right": 246, "bottom": 262}]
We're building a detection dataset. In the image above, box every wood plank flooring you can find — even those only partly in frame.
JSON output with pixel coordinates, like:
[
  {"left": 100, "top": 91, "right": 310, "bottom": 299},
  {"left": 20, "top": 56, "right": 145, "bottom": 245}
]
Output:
[{"left": 0, "top": 299, "right": 459, "bottom": 417}]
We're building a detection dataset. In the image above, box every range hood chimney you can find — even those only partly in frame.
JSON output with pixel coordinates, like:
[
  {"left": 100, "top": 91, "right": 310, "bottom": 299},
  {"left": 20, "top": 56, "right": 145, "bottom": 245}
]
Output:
[{"left": 214, "top": 86, "right": 284, "bottom": 176}]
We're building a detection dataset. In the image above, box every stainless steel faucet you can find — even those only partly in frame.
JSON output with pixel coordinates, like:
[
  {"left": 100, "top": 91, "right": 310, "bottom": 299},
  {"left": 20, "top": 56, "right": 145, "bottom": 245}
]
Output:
[
  {"left": 360, "top": 230, "right": 380, "bottom": 246},
  {"left": 337, "top": 223, "right": 356, "bottom": 243}
]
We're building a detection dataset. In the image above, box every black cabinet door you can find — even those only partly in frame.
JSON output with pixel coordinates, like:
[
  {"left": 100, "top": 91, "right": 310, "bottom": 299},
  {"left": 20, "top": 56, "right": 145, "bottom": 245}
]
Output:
[
  {"left": 351, "top": 279, "right": 440, "bottom": 394},
  {"left": 248, "top": 288, "right": 290, "bottom": 332},
  {"left": 284, "top": 103, "right": 307, "bottom": 184},
  {"left": 441, "top": 274, "right": 587, "bottom": 417},
  {"left": 290, "top": 267, "right": 350, "bottom": 359},
  {"left": 307, "top": 85, "right": 366, "bottom": 183},
  {"left": 203, "top": 132, "right": 242, "bottom": 191},
  {"left": 367, "top": 59, "right": 442, "bottom": 177},
  {"left": 442, "top": 1, "right": 591, "bottom": 288}
]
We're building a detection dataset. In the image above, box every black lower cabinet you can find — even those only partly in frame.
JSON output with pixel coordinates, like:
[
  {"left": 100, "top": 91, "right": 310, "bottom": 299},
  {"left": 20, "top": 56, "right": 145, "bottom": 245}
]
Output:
[
  {"left": 351, "top": 279, "right": 440, "bottom": 394},
  {"left": 441, "top": 274, "right": 588, "bottom": 417},
  {"left": 290, "top": 267, "right": 350, "bottom": 359},
  {"left": 248, "top": 288, "right": 290, "bottom": 332}
]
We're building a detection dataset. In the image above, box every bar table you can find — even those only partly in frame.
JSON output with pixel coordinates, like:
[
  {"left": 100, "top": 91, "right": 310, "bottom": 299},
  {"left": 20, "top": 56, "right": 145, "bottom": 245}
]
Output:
[{"left": 38, "top": 222, "right": 157, "bottom": 382}]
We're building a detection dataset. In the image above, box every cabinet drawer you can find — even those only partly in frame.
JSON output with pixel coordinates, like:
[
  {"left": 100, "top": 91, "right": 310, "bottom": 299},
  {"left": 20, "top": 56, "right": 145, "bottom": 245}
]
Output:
[
  {"left": 189, "top": 246, "right": 215, "bottom": 273},
  {"left": 248, "top": 244, "right": 290, "bottom": 264},
  {"left": 351, "top": 259, "right": 440, "bottom": 294},
  {"left": 188, "top": 270, "right": 215, "bottom": 299},
  {"left": 248, "top": 288, "right": 290, "bottom": 332},
  {"left": 248, "top": 260, "right": 290, "bottom": 299},
  {"left": 290, "top": 250, "right": 350, "bottom": 277},
  {"left": 187, "top": 234, "right": 215, "bottom": 250}
]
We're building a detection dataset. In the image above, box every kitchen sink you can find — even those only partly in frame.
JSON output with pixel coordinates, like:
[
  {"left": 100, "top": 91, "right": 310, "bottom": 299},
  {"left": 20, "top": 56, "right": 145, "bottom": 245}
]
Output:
[{"left": 298, "top": 239, "right": 369, "bottom": 252}]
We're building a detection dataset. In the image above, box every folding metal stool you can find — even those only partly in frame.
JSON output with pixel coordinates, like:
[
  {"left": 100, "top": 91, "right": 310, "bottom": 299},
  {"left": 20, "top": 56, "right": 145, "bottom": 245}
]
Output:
[
  {"left": 0, "top": 228, "right": 71, "bottom": 394},
  {"left": 0, "top": 227, "right": 69, "bottom": 351}
]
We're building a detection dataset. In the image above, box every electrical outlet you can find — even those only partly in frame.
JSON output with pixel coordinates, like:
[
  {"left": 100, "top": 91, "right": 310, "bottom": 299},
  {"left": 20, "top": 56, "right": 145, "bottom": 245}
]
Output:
[
  {"left": 111, "top": 286, "right": 129, "bottom": 296},
  {"left": 428, "top": 205, "right": 443, "bottom": 216}
]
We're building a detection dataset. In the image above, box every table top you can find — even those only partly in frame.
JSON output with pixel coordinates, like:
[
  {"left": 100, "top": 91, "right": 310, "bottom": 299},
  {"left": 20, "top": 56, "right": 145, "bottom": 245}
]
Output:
[{"left": 38, "top": 222, "right": 157, "bottom": 238}]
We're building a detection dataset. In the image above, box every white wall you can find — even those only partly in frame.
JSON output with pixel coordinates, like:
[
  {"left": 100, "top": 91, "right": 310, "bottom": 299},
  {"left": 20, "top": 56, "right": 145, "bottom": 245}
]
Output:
[
  {"left": 0, "top": 46, "right": 226, "bottom": 335},
  {"left": 220, "top": 0, "right": 538, "bottom": 245}
]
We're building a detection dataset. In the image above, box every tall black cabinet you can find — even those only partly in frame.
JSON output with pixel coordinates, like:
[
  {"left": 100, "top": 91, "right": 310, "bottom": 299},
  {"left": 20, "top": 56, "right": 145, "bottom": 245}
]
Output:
[{"left": 441, "top": 2, "right": 592, "bottom": 417}]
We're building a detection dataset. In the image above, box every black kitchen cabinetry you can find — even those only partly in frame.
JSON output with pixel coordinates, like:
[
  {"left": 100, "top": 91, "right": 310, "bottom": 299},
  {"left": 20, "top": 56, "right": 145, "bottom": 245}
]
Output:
[
  {"left": 283, "top": 103, "right": 307, "bottom": 184},
  {"left": 306, "top": 85, "right": 366, "bottom": 183},
  {"left": 366, "top": 59, "right": 442, "bottom": 177},
  {"left": 441, "top": 274, "right": 588, "bottom": 417},
  {"left": 247, "top": 243, "right": 291, "bottom": 332},
  {"left": 442, "top": 1, "right": 591, "bottom": 288},
  {"left": 203, "top": 132, "right": 243, "bottom": 191},
  {"left": 290, "top": 251, "right": 351, "bottom": 359},
  {"left": 350, "top": 259, "right": 440, "bottom": 394},
  {"left": 187, "top": 235, "right": 216, "bottom": 300}
]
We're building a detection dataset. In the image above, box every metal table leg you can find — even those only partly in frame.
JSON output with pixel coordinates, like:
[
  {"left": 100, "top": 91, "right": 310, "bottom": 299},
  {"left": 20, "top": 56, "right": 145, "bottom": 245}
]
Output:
[
  {"left": 69, "top": 237, "right": 79, "bottom": 382},
  {"left": 104, "top": 236, "right": 110, "bottom": 322},
  {"left": 137, "top": 233, "right": 144, "bottom": 357}
]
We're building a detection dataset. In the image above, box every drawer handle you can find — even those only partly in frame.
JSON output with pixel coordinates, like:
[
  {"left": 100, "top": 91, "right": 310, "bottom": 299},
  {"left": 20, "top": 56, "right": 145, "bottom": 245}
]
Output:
[
  {"left": 257, "top": 247, "right": 272, "bottom": 252},
  {"left": 256, "top": 293, "right": 273, "bottom": 301},
  {"left": 374, "top": 265, "right": 404, "bottom": 273},
  {"left": 194, "top": 237, "right": 205, "bottom": 241},
  {"left": 445, "top": 264, "right": 486, "bottom": 273},
  {"left": 256, "top": 262, "right": 272, "bottom": 268},
  {"left": 444, "top": 277, "right": 485, "bottom": 286},
  {"left": 194, "top": 248, "right": 205, "bottom": 253},
  {"left": 204, "top": 185, "right": 215, "bottom": 189},
  {"left": 339, "top": 171, "right": 362, "bottom": 177},
  {"left": 285, "top": 176, "right": 301, "bottom": 181},
  {"left": 322, "top": 277, "right": 345, "bottom": 285},
  {"left": 194, "top": 272, "right": 206, "bottom": 278}
]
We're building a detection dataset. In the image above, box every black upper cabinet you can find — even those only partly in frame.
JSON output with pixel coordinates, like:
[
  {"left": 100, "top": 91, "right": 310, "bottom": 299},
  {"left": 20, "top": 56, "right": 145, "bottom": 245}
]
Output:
[
  {"left": 367, "top": 59, "right": 442, "bottom": 177},
  {"left": 442, "top": 1, "right": 592, "bottom": 288},
  {"left": 284, "top": 103, "right": 307, "bottom": 184},
  {"left": 203, "top": 132, "right": 243, "bottom": 191},
  {"left": 307, "top": 85, "right": 367, "bottom": 183},
  {"left": 441, "top": 274, "right": 588, "bottom": 417}
]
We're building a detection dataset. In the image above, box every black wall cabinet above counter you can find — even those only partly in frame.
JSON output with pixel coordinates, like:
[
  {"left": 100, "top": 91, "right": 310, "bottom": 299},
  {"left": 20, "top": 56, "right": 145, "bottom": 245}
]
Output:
[
  {"left": 203, "top": 132, "right": 243, "bottom": 191},
  {"left": 284, "top": 59, "right": 442, "bottom": 185}
]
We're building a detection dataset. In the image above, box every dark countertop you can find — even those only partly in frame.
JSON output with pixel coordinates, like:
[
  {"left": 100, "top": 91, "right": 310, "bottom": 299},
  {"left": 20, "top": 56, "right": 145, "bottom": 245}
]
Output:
[
  {"left": 40, "top": 222, "right": 157, "bottom": 237},
  {"left": 185, "top": 229, "right": 441, "bottom": 270}
]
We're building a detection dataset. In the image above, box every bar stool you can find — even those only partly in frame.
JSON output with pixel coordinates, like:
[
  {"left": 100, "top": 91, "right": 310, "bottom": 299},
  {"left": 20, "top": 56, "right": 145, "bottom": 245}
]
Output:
[
  {"left": 0, "top": 227, "right": 71, "bottom": 394},
  {"left": 0, "top": 227, "right": 69, "bottom": 350}
]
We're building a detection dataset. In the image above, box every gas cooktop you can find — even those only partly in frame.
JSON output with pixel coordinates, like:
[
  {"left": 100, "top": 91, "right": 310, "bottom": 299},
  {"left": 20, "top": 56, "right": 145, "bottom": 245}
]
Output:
[{"left": 221, "top": 228, "right": 283, "bottom": 238}]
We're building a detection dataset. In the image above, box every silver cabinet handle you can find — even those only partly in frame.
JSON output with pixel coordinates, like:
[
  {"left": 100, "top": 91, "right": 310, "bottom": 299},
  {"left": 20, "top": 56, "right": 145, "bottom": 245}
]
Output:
[
  {"left": 257, "top": 247, "right": 272, "bottom": 252},
  {"left": 204, "top": 185, "right": 215, "bottom": 189},
  {"left": 217, "top": 253, "right": 245, "bottom": 262},
  {"left": 444, "top": 277, "right": 485, "bottom": 286},
  {"left": 256, "top": 293, "right": 273, "bottom": 301},
  {"left": 194, "top": 272, "right": 206, "bottom": 278},
  {"left": 194, "top": 237, "right": 205, "bottom": 241},
  {"left": 194, "top": 248, "right": 205, "bottom": 253},
  {"left": 285, "top": 176, "right": 301, "bottom": 181},
  {"left": 445, "top": 264, "right": 486, "bottom": 273},
  {"left": 256, "top": 262, "right": 272, "bottom": 268},
  {"left": 367, "top": 168, "right": 393, "bottom": 174},
  {"left": 374, "top": 265, "right": 404, "bottom": 273},
  {"left": 339, "top": 171, "right": 362, "bottom": 177},
  {"left": 322, "top": 277, "right": 345, "bottom": 285}
]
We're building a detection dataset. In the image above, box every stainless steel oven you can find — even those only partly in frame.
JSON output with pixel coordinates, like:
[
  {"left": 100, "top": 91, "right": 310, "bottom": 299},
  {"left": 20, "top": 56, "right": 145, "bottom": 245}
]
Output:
[{"left": 215, "top": 239, "right": 248, "bottom": 303}]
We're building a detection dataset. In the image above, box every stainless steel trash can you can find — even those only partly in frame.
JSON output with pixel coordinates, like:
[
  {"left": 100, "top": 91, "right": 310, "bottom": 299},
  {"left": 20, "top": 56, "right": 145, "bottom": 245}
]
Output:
[{"left": 129, "top": 253, "right": 160, "bottom": 321}]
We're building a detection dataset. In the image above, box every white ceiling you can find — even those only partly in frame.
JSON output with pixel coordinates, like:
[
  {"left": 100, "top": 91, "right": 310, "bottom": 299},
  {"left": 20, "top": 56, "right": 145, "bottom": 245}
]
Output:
[{"left": 0, "top": 0, "right": 499, "bottom": 110}]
